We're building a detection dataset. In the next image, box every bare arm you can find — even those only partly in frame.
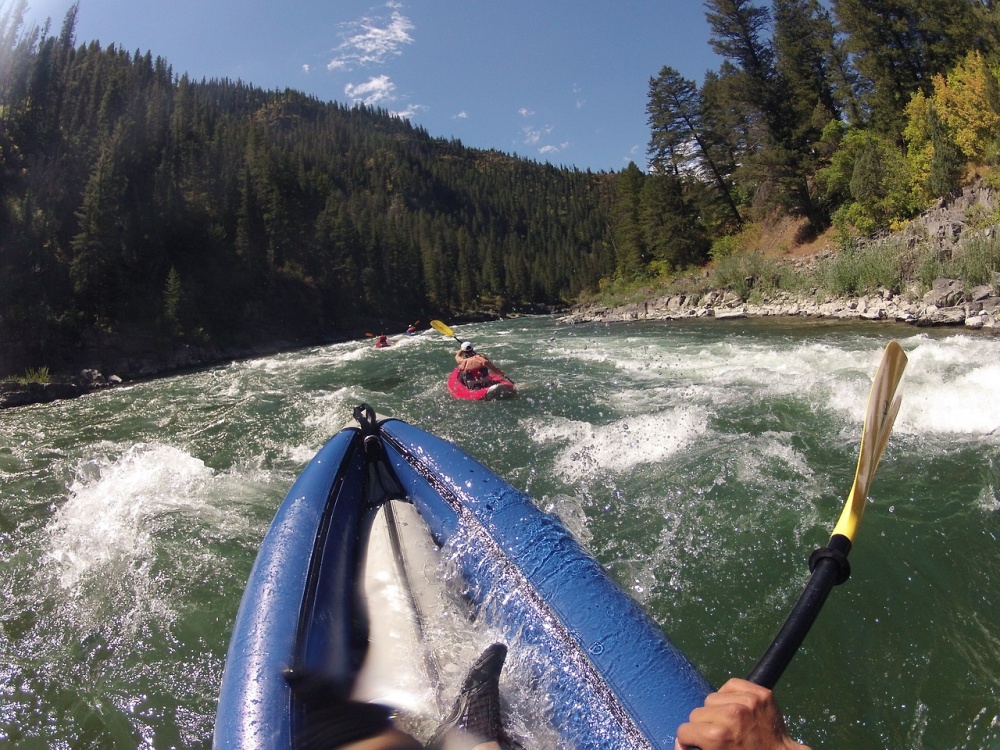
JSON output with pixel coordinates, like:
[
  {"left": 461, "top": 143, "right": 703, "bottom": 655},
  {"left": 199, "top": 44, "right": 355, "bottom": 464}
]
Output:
[{"left": 482, "top": 356, "right": 505, "bottom": 377}]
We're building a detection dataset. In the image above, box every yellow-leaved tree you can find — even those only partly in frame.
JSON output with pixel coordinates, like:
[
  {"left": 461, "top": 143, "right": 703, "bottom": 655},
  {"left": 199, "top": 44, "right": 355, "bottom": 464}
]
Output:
[
  {"left": 904, "top": 51, "right": 1000, "bottom": 199},
  {"left": 933, "top": 50, "right": 1000, "bottom": 163}
]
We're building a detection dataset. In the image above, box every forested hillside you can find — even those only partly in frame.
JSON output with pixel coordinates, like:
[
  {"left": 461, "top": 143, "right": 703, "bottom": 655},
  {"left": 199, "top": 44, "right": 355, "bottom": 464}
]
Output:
[
  {"left": 0, "top": 2, "right": 615, "bottom": 376},
  {"left": 623, "top": 0, "right": 1000, "bottom": 286},
  {"left": 5, "top": 0, "right": 1000, "bottom": 380}
]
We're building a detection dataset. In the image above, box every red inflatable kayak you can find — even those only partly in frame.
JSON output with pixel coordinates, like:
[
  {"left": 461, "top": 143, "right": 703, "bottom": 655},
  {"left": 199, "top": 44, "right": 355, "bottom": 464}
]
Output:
[{"left": 447, "top": 367, "right": 517, "bottom": 400}]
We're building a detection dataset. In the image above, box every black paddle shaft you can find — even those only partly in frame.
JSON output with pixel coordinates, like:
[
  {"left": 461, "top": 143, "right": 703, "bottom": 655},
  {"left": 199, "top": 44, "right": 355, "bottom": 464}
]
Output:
[{"left": 746, "top": 534, "right": 853, "bottom": 690}]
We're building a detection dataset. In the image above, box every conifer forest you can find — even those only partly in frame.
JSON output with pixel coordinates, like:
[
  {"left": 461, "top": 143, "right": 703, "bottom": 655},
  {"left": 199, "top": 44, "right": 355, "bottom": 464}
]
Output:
[{"left": 4, "top": 0, "right": 1000, "bottom": 375}]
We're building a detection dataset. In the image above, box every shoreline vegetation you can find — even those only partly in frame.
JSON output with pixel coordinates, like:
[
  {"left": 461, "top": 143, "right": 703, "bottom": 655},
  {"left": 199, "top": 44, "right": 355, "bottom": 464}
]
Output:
[
  {"left": 564, "top": 179, "right": 1000, "bottom": 331},
  {"left": 8, "top": 4, "right": 1000, "bottom": 408},
  {"left": 5, "top": 181, "right": 1000, "bottom": 409}
]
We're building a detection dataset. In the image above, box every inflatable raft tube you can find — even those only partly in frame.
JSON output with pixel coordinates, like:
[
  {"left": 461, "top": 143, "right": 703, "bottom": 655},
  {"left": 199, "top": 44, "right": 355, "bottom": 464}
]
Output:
[{"left": 214, "top": 406, "right": 711, "bottom": 749}]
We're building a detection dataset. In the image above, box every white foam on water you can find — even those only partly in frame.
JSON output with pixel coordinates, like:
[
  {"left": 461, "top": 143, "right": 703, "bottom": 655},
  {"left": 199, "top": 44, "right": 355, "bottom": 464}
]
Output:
[
  {"left": 733, "top": 431, "right": 816, "bottom": 486},
  {"left": 525, "top": 407, "right": 710, "bottom": 481},
  {"left": 891, "top": 335, "right": 1000, "bottom": 436},
  {"left": 47, "top": 445, "right": 212, "bottom": 584},
  {"left": 285, "top": 386, "right": 368, "bottom": 463},
  {"left": 565, "top": 331, "right": 1000, "bottom": 441},
  {"left": 556, "top": 335, "right": 858, "bottom": 410},
  {"left": 42, "top": 444, "right": 256, "bottom": 634}
]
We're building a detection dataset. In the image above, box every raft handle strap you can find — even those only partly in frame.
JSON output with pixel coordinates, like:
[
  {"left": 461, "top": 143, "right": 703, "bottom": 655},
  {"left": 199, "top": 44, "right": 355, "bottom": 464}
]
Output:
[{"left": 353, "top": 403, "right": 380, "bottom": 436}]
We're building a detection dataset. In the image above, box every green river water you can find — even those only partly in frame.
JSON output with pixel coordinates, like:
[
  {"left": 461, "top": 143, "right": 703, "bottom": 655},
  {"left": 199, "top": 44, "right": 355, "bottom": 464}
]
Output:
[{"left": 1, "top": 316, "right": 998, "bottom": 749}]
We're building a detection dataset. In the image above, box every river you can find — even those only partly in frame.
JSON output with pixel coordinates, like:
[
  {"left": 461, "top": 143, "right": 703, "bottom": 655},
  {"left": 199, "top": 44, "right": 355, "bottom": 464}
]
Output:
[{"left": 1, "top": 316, "right": 998, "bottom": 749}]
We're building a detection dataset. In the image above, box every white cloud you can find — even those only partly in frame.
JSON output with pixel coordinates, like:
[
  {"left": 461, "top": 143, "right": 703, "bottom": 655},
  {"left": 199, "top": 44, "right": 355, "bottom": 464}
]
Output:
[
  {"left": 453, "top": 111, "right": 468, "bottom": 119},
  {"left": 345, "top": 75, "right": 396, "bottom": 107},
  {"left": 540, "top": 142, "right": 571, "bottom": 155},
  {"left": 518, "top": 107, "right": 534, "bottom": 117},
  {"left": 522, "top": 124, "right": 553, "bottom": 146},
  {"left": 302, "top": 64, "right": 311, "bottom": 73},
  {"left": 327, "top": 3, "right": 414, "bottom": 72},
  {"left": 393, "top": 103, "right": 428, "bottom": 120}
]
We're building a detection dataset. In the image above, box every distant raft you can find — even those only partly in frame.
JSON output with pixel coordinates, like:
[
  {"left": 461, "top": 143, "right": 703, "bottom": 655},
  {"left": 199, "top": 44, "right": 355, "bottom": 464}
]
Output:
[{"left": 214, "top": 405, "right": 711, "bottom": 749}]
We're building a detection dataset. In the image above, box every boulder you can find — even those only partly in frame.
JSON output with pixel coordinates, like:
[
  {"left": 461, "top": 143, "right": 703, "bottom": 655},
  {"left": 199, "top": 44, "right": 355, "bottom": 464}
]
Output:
[
  {"left": 923, "top": 278, "right": 965, "bottom": 307},
  {"left": 915, "top": 306, "right": 968, "bottom": 326}
]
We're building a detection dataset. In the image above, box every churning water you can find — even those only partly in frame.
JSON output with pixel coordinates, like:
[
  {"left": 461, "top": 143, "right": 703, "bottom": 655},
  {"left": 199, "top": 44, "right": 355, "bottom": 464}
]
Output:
[{"left": 1, "top": 316, "right": 998, "bottom": 748}]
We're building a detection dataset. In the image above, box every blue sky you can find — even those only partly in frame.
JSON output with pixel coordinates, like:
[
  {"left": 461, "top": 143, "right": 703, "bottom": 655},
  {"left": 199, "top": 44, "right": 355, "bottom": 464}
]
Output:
[{"left": 24, "top": 1, "right": 723, "bottom": 172}]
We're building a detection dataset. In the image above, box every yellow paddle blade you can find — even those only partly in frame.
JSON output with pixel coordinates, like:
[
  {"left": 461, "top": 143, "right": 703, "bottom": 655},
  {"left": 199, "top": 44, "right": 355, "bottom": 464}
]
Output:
[
  {"left": 429, "top": 320, "right": 455, "bottom": 338},
  {"left": 832, "top": 340, "right": 908, "bottom": 543}
]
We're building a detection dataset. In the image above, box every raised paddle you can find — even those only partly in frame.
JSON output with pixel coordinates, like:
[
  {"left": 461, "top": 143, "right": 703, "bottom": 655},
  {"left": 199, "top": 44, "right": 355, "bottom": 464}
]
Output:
[
  {"left": 746, "top": 340, "right": 907, "bottom": 689},
  {"left": 429, "top": 319, "right": 459, "bottom": 341},
  {"left": 429, "top": 319, "right": 513, "bottom": 383}
]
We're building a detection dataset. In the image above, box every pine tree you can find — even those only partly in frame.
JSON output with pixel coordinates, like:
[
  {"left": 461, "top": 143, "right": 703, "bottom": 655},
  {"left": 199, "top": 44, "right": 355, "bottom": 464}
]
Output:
[
  {"left": 640, "top": 173, "right": 708, "bottom": 272},
  {"left": 647, "top": 66, "right": 743, "bottom": 226},
  {"left": 832, "top": 0, "right": 978, "bottom": 133},
  {"left": 773, "top": 0, "right": 840, "bottom": 133},
  {"left": 611, "top": 163, "right": 647, "bottom": 279}
]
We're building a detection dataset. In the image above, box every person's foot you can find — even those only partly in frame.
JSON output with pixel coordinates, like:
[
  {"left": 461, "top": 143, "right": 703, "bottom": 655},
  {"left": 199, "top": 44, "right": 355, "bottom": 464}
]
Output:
[{"left": 425, "top": 644, "right": 520, "bottom": 750}]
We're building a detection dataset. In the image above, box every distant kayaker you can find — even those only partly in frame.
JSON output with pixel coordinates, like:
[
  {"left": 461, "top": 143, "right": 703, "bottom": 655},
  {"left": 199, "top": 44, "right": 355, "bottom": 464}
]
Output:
[
  {"left": 455, "top": 341, "right": 506, "bottom": 390},
  {"left": 375, "top": 334, "right": 390, "bottom": 348}
]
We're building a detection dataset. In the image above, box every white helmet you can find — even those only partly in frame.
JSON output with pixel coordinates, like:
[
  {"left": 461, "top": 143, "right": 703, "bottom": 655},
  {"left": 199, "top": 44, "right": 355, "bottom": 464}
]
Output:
[{"left": 461, "top": 341, "right": 474, "bottom": 352}]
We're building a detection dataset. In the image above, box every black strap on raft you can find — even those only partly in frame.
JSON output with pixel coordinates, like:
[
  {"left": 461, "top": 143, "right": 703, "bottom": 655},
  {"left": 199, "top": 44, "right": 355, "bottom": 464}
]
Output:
[
  {"left": 279, "top": 403, "right": 403, "bottom": 748},
  {"left": 353, "top": 403, "right": 406, "bottom": 507},
  {"left": 353, "top": 403, "right": 379, "bottom": 435},
  {"left": 350, "top": 404, "right": 445, "bottom": 711}
]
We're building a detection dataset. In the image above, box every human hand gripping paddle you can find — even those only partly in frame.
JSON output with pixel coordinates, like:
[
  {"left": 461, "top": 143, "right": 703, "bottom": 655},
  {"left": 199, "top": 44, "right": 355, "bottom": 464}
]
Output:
[{"left": 429, "top": 319, "right": 514, "bottom": 383}]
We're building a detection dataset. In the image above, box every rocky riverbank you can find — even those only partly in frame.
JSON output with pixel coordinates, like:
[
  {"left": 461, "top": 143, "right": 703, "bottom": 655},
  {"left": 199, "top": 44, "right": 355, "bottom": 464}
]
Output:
[
  {"left": 559, "top": 275, "right": 1000, "bottom": 329},
  {"left": 0, "top": 311, "right": 508, "bottom": 410},
  {"left": 563, "top": 180, "right": 1000, "bottom": 331},
  {"left": 0, "top": 330, "right": 363, "bottom": 410}
]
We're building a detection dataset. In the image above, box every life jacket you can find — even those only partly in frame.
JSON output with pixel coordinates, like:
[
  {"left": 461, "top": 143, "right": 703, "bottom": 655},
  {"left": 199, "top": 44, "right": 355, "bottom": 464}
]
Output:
[{"left": 458, "top": 354, "right": 490, "bottom": 384}]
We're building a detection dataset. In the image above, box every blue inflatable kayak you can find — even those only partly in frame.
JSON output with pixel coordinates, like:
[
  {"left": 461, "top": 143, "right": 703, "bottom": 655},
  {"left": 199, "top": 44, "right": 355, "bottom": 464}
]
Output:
[{"left": 214, "top": 405, "right": 711, "bottom": 749}]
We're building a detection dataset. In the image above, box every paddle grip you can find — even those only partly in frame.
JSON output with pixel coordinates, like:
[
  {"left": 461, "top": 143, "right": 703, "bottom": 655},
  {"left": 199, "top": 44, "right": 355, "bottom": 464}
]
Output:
[{"left": 745, "top": 534, "right": 852, "bottom": 690}]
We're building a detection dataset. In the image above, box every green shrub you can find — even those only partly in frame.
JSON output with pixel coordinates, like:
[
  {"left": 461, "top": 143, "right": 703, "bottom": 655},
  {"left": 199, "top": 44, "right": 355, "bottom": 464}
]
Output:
[
  {"left": 15, "top": 367, "right": 51, "bottom": 384},
  {"left": 710, "top": 224, "right": 762, "bottom": 262},
  {"left": 713, "top": 251, "right": 790, "bottom": 300},
  {"left": 916, "top": 248, "right": 944, "bottom": 291},
  {"left": 710, "top": 234, "right": 743, "bottom": 260},
  {"left": 818, "top": 242, "right": 905, "bottom": 296},
  {"left": 943, "top": 236, "right": 1000, "bottom": 287}
]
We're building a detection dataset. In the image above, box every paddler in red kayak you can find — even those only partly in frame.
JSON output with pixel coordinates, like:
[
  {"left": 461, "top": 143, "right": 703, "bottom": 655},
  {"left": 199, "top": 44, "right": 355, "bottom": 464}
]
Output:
[{"left": 454, "top": 341, "right": 507, "bottom": 390}]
